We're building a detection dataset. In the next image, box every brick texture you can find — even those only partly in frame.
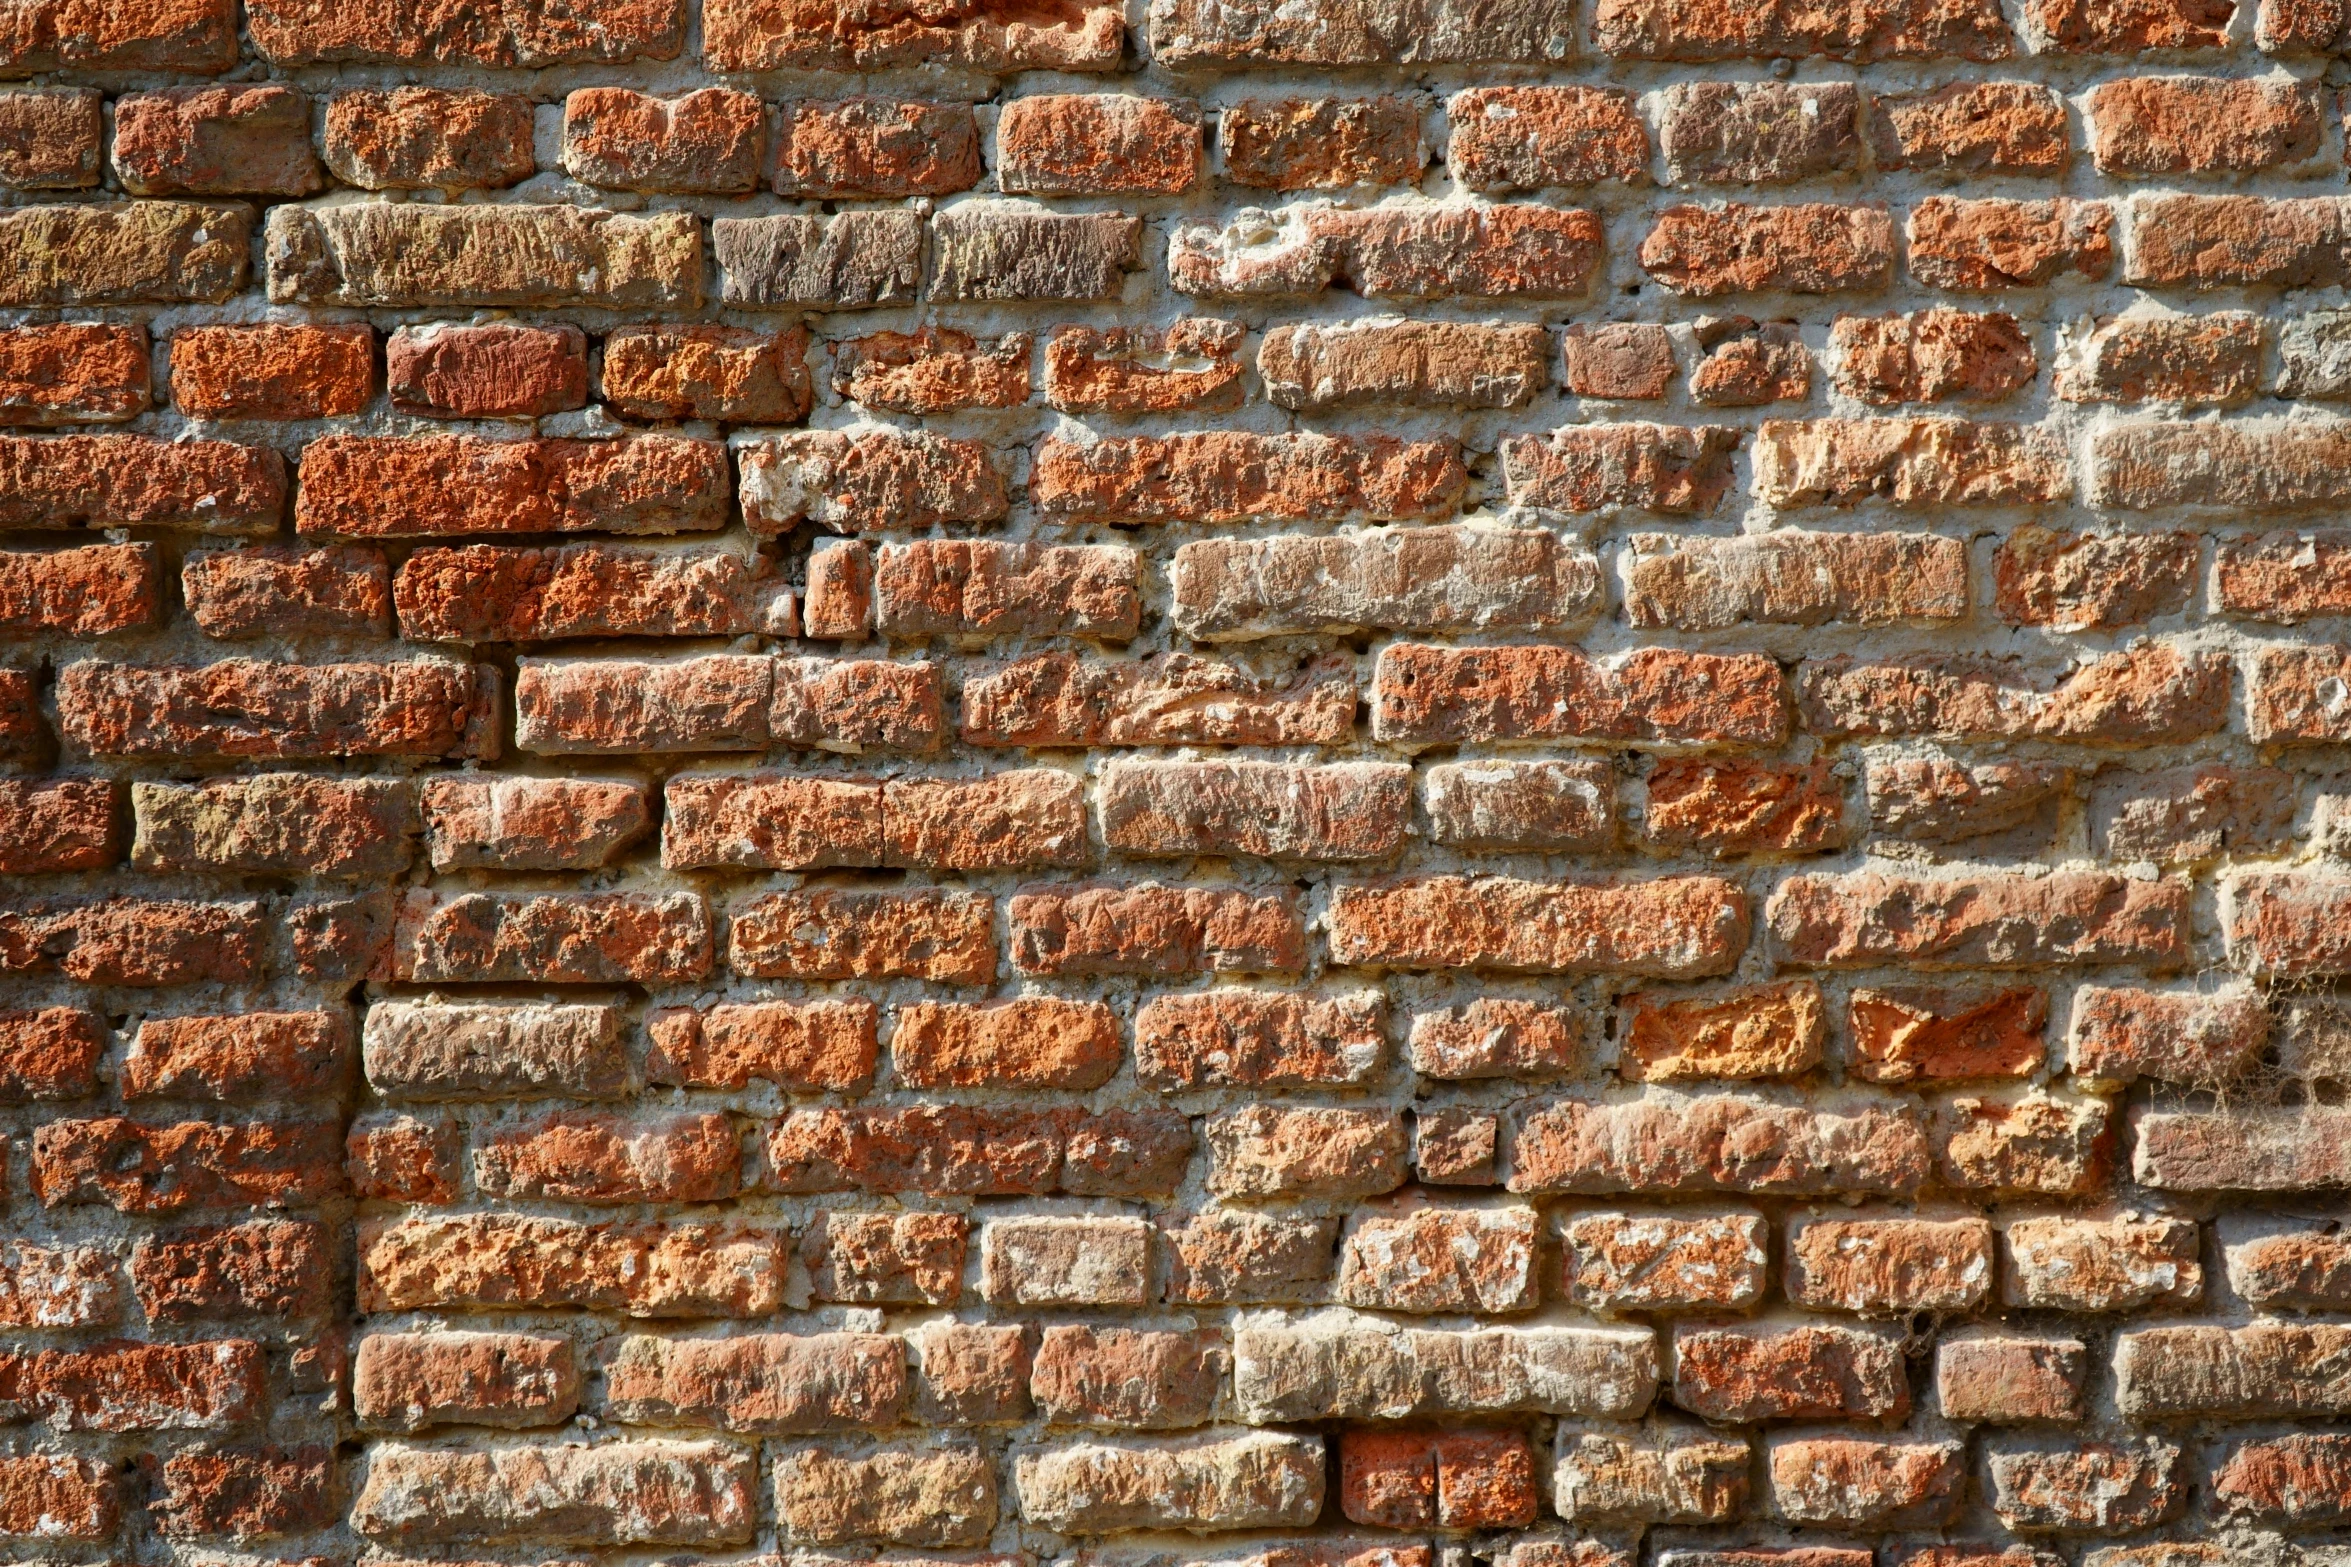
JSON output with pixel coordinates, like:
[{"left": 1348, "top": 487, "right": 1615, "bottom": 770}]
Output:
[{"left": 0, "top": 6, "right": 2337, "bottom": 1564}]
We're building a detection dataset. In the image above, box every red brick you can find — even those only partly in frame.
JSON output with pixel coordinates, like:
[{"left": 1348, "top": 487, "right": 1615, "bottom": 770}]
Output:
[
  {"left": 1332, "top": 873, "right": 1749, "bottom": 977},
  {"left": 731, "top": 890, "right": 986, "bottom": 988},
  {"left": 1414, "top": 1110, "right": 1498, "bottom": 1185},
  {"left": 2093, "top": 75, "right": 2321, "bottom": 178},
  {"left": 1338, "top": 1206, "right": 1538, "bottom": 1313},
  {"left": 59, "top": 658, "right": 479, "bottom": 759},
  {"left": 1593, "top": 0, "right": 2012, "bottom": 59},
  {"left": 1757, "top": 416, "right": 2068, "bottom": 506},
  {"left": 251, "top": 0, "right": 685, "bottom": 64},
  {"left": 386, "top": 324, "right": 587, "bottom": 419},
  {"left": 2225, "top": 873, "right": 2351, "bottom": 977},
  {"left": 2068, "top": 984, "right": 2267, "bottom": 1086},
  {"left": 1786, "top": 1214, "right": 1993, "bottom": 1313},
  {"left": 1688, "top": 317, "right": 1810, "bottom": 405},
  {"left": 111, "top": 85, "right": 320, "bottom": 197},
  {"left": 563, "top": 87, "right": 761, "bottom": 192},
  {"left": 1620, "top": 979, "right": 1826, "bottom": 1081},
  {"left": 1031, "top": 1325, "right": 1223, "bottom": 1429},
  {"left": 1564, "top": 323, "right": 1677, "bottom": 399},
  {"left": 1207, "top": 1105, "right": 1406, "bottom": 1198},
  {"left": 181, "top": 544, "right": 387, "bottom": 639},
  {"left": 2003, "top": 1216, "right": 2201, "bottom": 1310},
  {"left": 1171, "top": 203, "right": 1603, "bottom": 300},
  {"left": 606, "top": 1331, "right": 902, "bottom": 1434},
  {"left": 1907, "top": 196, "right": 2114, "bottom": 288},
  {"left": 603, "top": 325, "right": 810, "bottom": 422},
  {"left": 999, "top": 94, "right": 1198, "bottom": 194},
  {"left": 1043, "top": 319, "right": 1246, "bottom": 413},
  {"left": 1628, "top": 529, "right": 1965, "bottom": 632},
  {"left": 1769, "top": 870, "right": 2188, "bottom": 968},
  {"left": 2027, "top": 0, "right": 2234, "bottom": 50},
  {"left": 346, "top": 1112, "right": 458, "bottom": 1203},
  {"left": 1035, "top": 430, "right": 1462, "bottom": 526},
  {"left": 737, "top": 429, "right": 1006, "bottom": 534},
  {"left": 1447, "top": 86, "right": 1649, "bottom": 190},
  {"left": 911, "top": 1321, "right": 1030, "bottom": 1423},
  {"left": 0, "top": 895, "right": 265, "bottom": 984},
  {"left": 129, "top": 1218, "right": 329, "bottom": 1321},
  {"left": 1644, "top": 759, "right": 1849, "bottom": 856},
  {"left": 1, "top": 666, "right": 49, "bottom": 765},
  {"left": 0, "top": 1454, "right": 115, "bottom": 1540},
  {"left": 321, "top": 87, "right": 536, "bottom": 190},
  {"left": 1422, "top": 757, "right": 1609, "bottom": 853},
  {"left": 0, "top": 323, "right": 148, "bottom": 424},
  {"left": 2127, "top": 194, "right": 2349, "bottom": 287},
  {"left": 1993, "top": 526, "right": 2200, "bottom": 630},
  {"left": 0, "top": 88, "right": 100, "bottom": 190},
  {"left": 1, "top": 0, "right": 238, "bottom": 70},
  {"left": 1868, "top": 756, "right": 2064, "bottom": 848},
  {"left": 1798, "top": 645, "right": 2228, "bottom": 743},
  {"left": 124, "top": 1010, "right": 352, "bottom": 1101},
  {"left": 832, "top": 328, "right": 1029, "bottom": 413},
  {"left": 1849, "top": 985, "right": 2046, "bottom": 1082},
  {"left": 1640, "top": 203, "right": 1896, "bottom": 295},
  {"left": 893, "top": 998, "right": 1121, "bottom": 1090},
  {"left": 1868, "top": 82, "right": 2068, "bottom": 172},
  {"left": 420, "top": 776, "right": 646, "bottom": 871},
  {"left": 351, "top": 1439, "right": 755, "bottom": 1545},
  {"left": 771, "top": 98, "right": 981, "bottom": 196},
  {"left": 1162, "top": 1211, "right": 1337, "bottom": 1305},
  {"left": 1938, "top": 1091, "right": 2112, "bottom": 1194},
  {"left": 0, "top": 777, "right": 115, "bottom": 872},
  {"left": 1343, "top": 1429, "right": 1537, "bottom": 1528},
  {"left": 1986, "top": 1438, "right": 2184, "bottom": 1532},
  {"left": 358, "top": 1213, "right": 786, "bottom": 1317},
  {"left": 1010, "top": 883, "right": 1303, "bottom": 977},
  {"left": 0, "top": 433, "right": 284, "bottom": 532},
  {"left": 1936, "top": 1336, "right": 2087, "bottom": 1423},
  {"left": 871, "top": 539, "right": 1134, "bottom": 639},
  {"left": 1222, "top": 95, "right": 1420, "bottom": 189},
  {"left": 2262, "top": 0, "right": 2351, "bottom": 48},
  {"left": 1260, "top": 320, "right": 1551, "bottom": 411},
  {"left": 1372, "top": 643, "right": 1786, "bottom": 747},
  {"left": 298, "top": 434, "right": 725, "bottom": 537},
  {"left": 802, "top": 1212, "right": 965, "bottom": 1306},
  {"left": 31, "top": 1117, "right": 341, "bottom": 1212},
  {"left": 354, "top": 1330, "right": 578, "bottom": 1432},
  {"left": 711, "top": 0, "right": 1118, "bottom": 69},
  {"left": 169, "top": 323, "right": 372, "bottom": 420},
  {"left": 510, "top": 654, "right": 766, "bottom": 753},
  {"left": 1101, "top": 758, "right": 1407, "bottom": 861},
  {"left": 1510, "top": 421, "right": 1745, "bottom": 516},
  {"left": 1672, "top": 1322, "right": 1909, "bottom": 1423},
  {"left": 2219, "top": 530, "right": 2351, "bottom": 620},
  {"left": 0, "top": 1007, "right": 102, "bottom": 1102},
  {"left": 771, "top": 1105, "right": 1189, "bottom": 1198},
  {"left": 0, "top": 1338, "right": 263, "bottom": 1429},
  {"left": 396, "top": 543, "right": 752, "bottom": 644},
  {"left": 646, "top": 1000, "right": 875, "bottom": 1092}
]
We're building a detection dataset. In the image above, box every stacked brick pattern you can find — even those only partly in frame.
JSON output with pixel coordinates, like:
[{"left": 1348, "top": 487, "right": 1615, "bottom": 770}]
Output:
[{"left": 21, "top": 0, "right": 2351, "bottom": 1565}]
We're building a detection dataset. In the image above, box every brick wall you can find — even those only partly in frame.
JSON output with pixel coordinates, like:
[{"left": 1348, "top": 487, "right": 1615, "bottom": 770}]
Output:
[{"left": 8, "top": 0, "right": 2351, "bottom": 1563}]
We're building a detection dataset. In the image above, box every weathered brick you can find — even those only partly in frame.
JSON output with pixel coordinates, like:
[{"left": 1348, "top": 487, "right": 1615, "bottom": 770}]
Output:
[
  {"left": 2118, "top": 1321, "right": 2351, "bottom": 1417},
  {"left": 269, "top": 204, "right": 700, "bottom": 309},
  {"left": 351, "top": 1440, "right": 754, "bottom": 1545},
  {"left": 894, "top": 998, "right": 1119, "bottom": 1091},
  {"left": 2094, "top": 763, "right": 2296, "bottom": 863},
  {"left": 1332, "top": 873, "right": 1749, "bottom": 975},
  {"left": 1172, "top": 203, "right": 1603, "bottom": 299},
  {"left": 647, "top": 1001, "right": 875, "bottom": 1093},
  {"left": 1907, "top": 196, "right": 2114, "bottom": 288},
  {"left": 421, "top": 776, "right": 646, "bottom": 871},
  {"left": 386, "top": 323, "right": 586, "bottom": 419},
  {"left": 396, "top": 544, "right": 751, "bottom": 645},
  {"left": 605, "top": 1333, "right": 902, "bottom": 1433},
  {"left": 2002, "top": 1216, "right": 2200, "bottom": 1311},
  {"left": 1447, "top": 85, "right": 1647, "bottom": 190},
  {"left": 1344, "top": 1428, "right": 1537, "bottom": 1528},
  {"left": 1423, "top": 760, "right": 1613, "bottom": 855},
  {"left": 1994, "top": 526, "right": 2200, "bottom": 630},
  {"left": 1513, "top": 1093, "right": 1929, "bottom": 1195},
  {"left": 1869, "top": 82, "right": 2068, "bottom": 172},
  {"left": 1627, "top": 531, "right": 1964, "bottom": 632},
  {"left": 730, "top": 887, "right": 994, "bottom": 984},
  {"left": 1564, "top": 323, "right": 1677, "bottom": 399},
  {"left": 1375, "top": 645, "right": 1784, "bottom": 749},
  {"left": 2126, "top": 194, "right": 2349, "bottom": 288},
  {"left": 113, "top": 85, "right": 319, "bottom": 197},
  {"left": 2213, "top": 1432, "right": 2351, "bottom": 1523},
  {"left": 0, "top": 1453, "right": 115, "bottom": 1540},
  {"left": 1757, "top": 416, "right": 2068, "bottom": 506},
  {"left": 0, "top": 1239, "right": 116, "bottom": 1327},
  {"left": 1831, "top": 309, "right": 2037, "bottom": 404},
  {"left": 1175, "top": 528, "right": 1596, "bottom": 647},
  {"left": 0, "top": 88, "right": 101, "bottom": 190},
  {"left": 1987, "top": 1438, "right": 2184, "bottom": 1532},
  {"left": 1162, "top": 1211, "right": 1337, "bottom": 1305},
  {"left": 1044, "top": 319, "right": 1246, "bottom": 412},
  {"left": 983, "top": 1215, "right": 1151, "bottom": 1307},
  {"left": 1338, "top": 1206, "right": 1539, "bottom": 1314},
  {"left": 804, "top": 1211, "right": 964, "bottom": 1305},
  {"left": 2068, "top": 984, "right": 2267, "bottom": 1085},
  {"left": 2059, "top": 311, "right": 2262, "bottom": 407},
  {"left": 1233, "top": 1320, "right": 1658, "bottom": 1420},
  {"left": 832, "top": 328, "right": 1028, "bottom": 414},
  {"left": 367, "top": 1003, "right": 618, "bottom": 1102},
  {"left": 322, "top": 88, "right": 536, "bottom": 189},
  {"left": 1225, "top": 95, "right": 1421, "bottom": 188},
  {"left": 772, "top": 98, "right": 979, "bottom": 196},
  {"left": 388, "top": 889, "right": 710, "bottom": 983},
  {"left": 2027, "top": 0, "right": 2234, "bottom": 50},
  {"left": 770, "top": 1105, "right": 1189, "bottom": 1197},
  {"left": 347, "top": 1113, "right": 458, "bottom": 1203},
  {"left": 353, "top": 1331, "right": 578, "bottom": 1432},
  {"left": 1620, "top": 980, "right": 1826, "bottom": 1081},
  {"left": 1770, "top": 1435, "right": 1963, "bottom": 1527},
  {"left": 2223, "top": 873, "right": 2351, "bottom": 976},
  {"left": 1868, "top": 758, "right": 2064, "bottom": 848},
  {"left": 604, "top": 325, "right": 810, "bottom": 422},
  {"left": 0, "top": 777, "right": 115, "bottom": 871},
  {"left": 1562, "top": 1210, "right": 1769, "bottom": 1311},
  {"left": 962, "top": 650, "right": 1355, "bottom": 748},
  {"left": 709, "top": 0, "right": 1119, "bottom": 68},
  {"left": 1207, "top": 1106, "right": 1407, "bottom": 1198},
  {"left": 738, "top": 428, "right": 1004, "bottom": 534},
  {"left": 1102, "top": 758, "right": 1407, "bottom": 861},
  {"left": 0, "top": 1338, "right": 263, "bottom": 1429},
  {"left": 1662, "top": 82, "right": 1860, "bottom": 183},
  {"left": 1937, "top": 1091, "right": 2111, "bottom": 1195},
  {"left": 999, "top": 93, "right": 1198, "bottom": 194},
  {"left": 1011, "top": 883, "right": 1303, "bottom": 977},
  {"left": 1138, "top": 991, "right": 1384, "bottom": 1090},
  {"left": 1641, "top": 203, "right": 1896, "bottom": 295},
  {"left": 474, "top": 1111, "right": 740, "bottom": 1204},
  {"left": 1029, "top": 1325, "right": 1224, "bottom": 1429},
  {"left": 131, "top": 1218, "right": 328, "bottom": 1322},
  {"left": 1503, "top": 422, "right": 1741, "bottom": 512},
  {"left": 183, "top": 545, "right": 388, "bottom": 639},
  {"left": 1556, "top": 1425, "right": 1749, "bottom": 1522},
  {"left": 32, "top": 1115, "right": 341, "bottom": 1211},
  {"left": 713, "top": 210, "right": 923, "bottom": 308},
  {"left": 0, "top": 201, "right": 249, "bottom": 306},
  {"left": 148, "top": 1443, "right": 329, "bottom": 1539},
  {"left": 1786, "top": 1214, "right": 1992, "bottom": 1314},
  {"left": 1017, "top": 1429, "right": 1319, "bottom": 1534}
]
